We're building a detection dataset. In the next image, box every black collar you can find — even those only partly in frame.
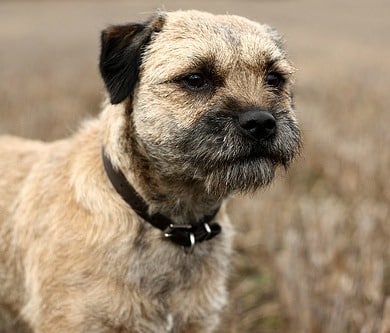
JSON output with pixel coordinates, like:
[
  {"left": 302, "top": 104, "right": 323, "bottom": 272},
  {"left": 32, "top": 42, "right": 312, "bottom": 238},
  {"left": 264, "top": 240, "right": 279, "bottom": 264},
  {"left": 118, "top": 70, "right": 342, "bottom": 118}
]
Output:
[{"left": 102, "top": 148, "right": 222, "bottom": 252}]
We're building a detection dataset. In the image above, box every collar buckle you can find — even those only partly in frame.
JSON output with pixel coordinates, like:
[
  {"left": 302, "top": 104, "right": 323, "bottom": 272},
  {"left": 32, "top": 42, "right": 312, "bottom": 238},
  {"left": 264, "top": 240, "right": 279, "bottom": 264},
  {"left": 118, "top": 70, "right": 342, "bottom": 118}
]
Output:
[
  {"left": 164, "top": 223, "right": 192, "bottom": 238},
  {"left": 164, "top": 224, "right": 196, "bottom": 254}
]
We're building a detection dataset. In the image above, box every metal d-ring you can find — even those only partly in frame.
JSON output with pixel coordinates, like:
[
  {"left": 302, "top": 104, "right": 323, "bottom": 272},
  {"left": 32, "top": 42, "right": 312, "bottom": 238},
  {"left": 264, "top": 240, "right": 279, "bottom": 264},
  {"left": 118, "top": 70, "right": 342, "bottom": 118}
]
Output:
[
  {"left": 185, "top": 232, "right": 196, "bottom": 255},
  {"left": 203, "top": 222, "right": 212, "bottom": 239}
]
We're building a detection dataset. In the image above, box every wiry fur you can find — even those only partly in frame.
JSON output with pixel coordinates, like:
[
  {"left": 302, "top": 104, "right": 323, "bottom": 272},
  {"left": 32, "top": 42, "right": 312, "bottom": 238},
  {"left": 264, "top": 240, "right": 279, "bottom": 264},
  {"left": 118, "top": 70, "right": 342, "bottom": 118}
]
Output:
[{"left": 0, "top": 10, "right": 301, "bottom": 333}]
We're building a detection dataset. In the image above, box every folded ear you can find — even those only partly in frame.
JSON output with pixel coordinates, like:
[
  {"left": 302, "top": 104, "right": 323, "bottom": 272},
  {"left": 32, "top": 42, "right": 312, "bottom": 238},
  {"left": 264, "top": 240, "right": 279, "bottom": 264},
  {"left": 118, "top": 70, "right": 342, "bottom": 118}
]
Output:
[{"left": 99, "top": 13, "right": 166, "bottom": 104}]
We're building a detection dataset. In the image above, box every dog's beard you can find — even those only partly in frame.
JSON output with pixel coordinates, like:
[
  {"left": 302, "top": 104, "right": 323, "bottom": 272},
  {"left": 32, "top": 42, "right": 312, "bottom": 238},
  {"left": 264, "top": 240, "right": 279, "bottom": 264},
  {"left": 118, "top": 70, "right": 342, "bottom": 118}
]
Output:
[
  {"left": 203, "top": 157, "right": 276, "bottom": 196},
  {"left": 173, "top": 109, "right": 302, "bottom": 197}
]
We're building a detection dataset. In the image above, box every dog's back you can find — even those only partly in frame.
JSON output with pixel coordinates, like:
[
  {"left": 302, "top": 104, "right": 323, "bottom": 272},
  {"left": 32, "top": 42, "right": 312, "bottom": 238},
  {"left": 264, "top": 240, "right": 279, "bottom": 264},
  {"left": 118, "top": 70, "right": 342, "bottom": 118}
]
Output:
[
  {"left": 0, "top": 135, "right": 46, "bottom": 191},
  {"left": 0, "top": 136, "right": 46, "bottom": 312}
]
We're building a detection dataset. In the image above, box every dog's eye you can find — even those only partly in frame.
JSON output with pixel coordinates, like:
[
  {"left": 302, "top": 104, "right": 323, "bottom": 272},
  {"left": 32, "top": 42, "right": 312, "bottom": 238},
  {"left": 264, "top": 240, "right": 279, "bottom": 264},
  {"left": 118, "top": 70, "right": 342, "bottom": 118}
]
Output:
[
  {"left": 265, "top": 72, "right": 285, "bottom": 88},
  {"left": 181, "top": 73, "right": 209, "bottom": 90}
]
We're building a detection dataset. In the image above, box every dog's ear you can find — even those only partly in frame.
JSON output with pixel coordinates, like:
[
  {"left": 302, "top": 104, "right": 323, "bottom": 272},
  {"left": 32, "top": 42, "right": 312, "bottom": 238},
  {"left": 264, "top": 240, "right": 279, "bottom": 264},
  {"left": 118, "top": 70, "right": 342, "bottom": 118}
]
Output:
[{"left": 99, "top": 13, "right": 166, "bottom": 104}]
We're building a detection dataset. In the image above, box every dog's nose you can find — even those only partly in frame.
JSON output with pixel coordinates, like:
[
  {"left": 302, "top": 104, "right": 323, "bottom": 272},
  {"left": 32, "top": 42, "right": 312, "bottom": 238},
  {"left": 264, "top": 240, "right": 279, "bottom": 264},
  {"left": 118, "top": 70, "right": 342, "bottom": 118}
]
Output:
[{"left": 238, "top": 109, "right": 276, "bottom": 140}]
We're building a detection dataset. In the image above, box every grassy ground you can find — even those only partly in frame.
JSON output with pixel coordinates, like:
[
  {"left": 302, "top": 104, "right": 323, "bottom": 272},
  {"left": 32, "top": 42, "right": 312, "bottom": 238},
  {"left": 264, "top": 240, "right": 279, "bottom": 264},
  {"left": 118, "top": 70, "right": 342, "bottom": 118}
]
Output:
[{"left": 0, "top": 1, "right": 389, "bottom": 332}]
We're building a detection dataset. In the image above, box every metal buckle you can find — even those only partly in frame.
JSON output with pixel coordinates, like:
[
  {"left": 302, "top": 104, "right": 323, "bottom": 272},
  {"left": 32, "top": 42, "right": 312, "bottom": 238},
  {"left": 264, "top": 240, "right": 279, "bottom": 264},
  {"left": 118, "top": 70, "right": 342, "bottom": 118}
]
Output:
[
  {"left": 164, "top": 224, "right": 196, "bottom": 254},
  {"left": 164, "top": 223, "right": 192, "bottom": 238}
]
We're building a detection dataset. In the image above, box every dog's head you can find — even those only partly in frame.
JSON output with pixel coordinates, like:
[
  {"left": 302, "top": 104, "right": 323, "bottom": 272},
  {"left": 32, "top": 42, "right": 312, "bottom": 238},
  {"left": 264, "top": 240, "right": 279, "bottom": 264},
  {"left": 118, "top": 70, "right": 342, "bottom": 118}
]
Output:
[{"left": 100, "top": 10, "right": 301, "bottom": 197}]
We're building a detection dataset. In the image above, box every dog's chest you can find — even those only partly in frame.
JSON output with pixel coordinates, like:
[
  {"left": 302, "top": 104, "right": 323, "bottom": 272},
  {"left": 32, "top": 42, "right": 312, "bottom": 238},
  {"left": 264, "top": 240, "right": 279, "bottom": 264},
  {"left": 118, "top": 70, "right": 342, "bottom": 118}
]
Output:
[{"left": 110, "top": 239, "right": 230, "bottom": 332}]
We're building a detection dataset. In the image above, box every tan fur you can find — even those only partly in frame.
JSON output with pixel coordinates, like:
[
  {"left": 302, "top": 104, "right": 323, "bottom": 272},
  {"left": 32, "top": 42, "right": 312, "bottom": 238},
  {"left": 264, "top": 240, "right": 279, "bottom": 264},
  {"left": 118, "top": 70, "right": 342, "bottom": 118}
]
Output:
[{"left": 0, "top": 10, "right": 300, "bottom": 333}]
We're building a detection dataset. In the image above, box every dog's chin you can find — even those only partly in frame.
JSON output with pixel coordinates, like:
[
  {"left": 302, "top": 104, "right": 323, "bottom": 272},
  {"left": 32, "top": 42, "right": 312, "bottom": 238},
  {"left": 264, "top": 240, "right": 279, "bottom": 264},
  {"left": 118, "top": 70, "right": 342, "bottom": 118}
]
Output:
[
  {"left": 177, "top": 133, "right": 298, "bottom": 198},
  {"left": 202, "top": 153, "right": 280, "bottom": 197}
]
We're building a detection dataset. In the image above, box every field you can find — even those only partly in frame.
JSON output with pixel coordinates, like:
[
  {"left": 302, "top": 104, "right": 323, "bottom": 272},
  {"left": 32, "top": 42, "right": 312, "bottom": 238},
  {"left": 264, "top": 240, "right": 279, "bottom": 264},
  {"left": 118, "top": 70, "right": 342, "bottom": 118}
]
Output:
[{"left": 0, "top": 0, "right": 389, "bottom": 332}]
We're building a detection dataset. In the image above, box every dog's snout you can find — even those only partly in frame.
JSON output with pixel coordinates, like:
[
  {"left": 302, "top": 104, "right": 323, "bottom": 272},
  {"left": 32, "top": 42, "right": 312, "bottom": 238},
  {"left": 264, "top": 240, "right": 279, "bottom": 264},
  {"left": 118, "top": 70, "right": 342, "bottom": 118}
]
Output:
[{"left": 238, "top": 110, "right": 276, "bottom": 140}]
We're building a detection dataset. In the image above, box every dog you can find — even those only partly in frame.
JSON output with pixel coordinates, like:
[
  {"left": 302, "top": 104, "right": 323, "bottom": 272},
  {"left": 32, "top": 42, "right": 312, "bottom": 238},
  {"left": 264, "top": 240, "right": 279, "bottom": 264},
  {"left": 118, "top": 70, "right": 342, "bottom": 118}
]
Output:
[{"left": 0, "top": 10, "right": 301, "bottom": 333}]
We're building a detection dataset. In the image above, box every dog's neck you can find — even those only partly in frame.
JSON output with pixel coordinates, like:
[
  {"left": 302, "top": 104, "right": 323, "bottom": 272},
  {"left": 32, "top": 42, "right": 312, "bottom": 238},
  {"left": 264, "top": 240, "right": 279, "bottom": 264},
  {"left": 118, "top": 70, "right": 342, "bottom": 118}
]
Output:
[
  {"left": 100, "top": 105, "right": 225, "bottom": 251},
  {"left": 101, "top": 104, "right": 224, "bottom": 223}
]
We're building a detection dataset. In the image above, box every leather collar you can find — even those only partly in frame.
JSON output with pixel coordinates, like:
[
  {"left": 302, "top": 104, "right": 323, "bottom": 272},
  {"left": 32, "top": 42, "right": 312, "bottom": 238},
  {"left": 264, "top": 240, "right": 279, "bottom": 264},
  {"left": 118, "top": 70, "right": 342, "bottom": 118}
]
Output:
[{"left": 102, "top": 148, "right": 222, "bottom": 252}]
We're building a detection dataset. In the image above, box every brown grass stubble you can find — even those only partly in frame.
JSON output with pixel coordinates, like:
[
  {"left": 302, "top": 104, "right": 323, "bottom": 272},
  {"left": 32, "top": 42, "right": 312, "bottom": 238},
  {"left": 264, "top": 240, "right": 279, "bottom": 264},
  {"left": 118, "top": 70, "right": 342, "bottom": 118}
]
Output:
[{"left": 0, "top": 5, "right": 389, "bottom": 333}]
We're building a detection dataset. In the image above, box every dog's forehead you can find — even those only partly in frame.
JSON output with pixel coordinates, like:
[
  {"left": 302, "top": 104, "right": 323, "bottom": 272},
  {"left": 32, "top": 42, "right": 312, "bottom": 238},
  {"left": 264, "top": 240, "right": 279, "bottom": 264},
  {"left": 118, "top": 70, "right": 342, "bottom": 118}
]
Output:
[
  {"left": 164, "top": 11, "right": 270, "bottom": 38},
  {"left": 172, "top": 11, "right": 281, "bottom": 54},
  {"left": 143, "top": 11, "right": 287, "bottom": 79}
]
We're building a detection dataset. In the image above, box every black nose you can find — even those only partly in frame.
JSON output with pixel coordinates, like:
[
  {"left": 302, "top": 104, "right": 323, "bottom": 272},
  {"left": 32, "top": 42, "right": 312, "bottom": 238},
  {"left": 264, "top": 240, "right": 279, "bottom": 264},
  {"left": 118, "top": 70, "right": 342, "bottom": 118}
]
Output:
[{"left": 238, "top": 109, "right": 277, "bottom": 140}]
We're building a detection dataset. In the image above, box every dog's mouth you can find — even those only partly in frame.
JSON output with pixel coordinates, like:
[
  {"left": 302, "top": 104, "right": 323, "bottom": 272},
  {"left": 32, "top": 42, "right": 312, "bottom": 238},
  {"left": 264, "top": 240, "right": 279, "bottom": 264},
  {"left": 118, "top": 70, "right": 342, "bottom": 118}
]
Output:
[
  {"left": 216, "top": 145, "right": 281, "bottom": 168},
  {"left": 232, "top": 139, "right": 288, "bottom": 161}
]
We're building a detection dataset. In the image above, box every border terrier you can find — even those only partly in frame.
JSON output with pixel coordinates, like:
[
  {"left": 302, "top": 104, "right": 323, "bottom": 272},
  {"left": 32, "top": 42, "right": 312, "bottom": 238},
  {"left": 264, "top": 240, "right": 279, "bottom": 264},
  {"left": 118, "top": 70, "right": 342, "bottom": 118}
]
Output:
[{"left": 0, "top": 10, "right": 301, "bottom": 333}]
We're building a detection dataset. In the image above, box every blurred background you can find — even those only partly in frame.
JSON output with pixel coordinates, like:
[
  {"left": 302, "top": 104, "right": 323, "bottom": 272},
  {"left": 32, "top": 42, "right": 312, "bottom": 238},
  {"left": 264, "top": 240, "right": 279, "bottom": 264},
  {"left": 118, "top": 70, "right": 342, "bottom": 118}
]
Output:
[{"left": 0, "top": 0, "right": 389, "bottom": 332}]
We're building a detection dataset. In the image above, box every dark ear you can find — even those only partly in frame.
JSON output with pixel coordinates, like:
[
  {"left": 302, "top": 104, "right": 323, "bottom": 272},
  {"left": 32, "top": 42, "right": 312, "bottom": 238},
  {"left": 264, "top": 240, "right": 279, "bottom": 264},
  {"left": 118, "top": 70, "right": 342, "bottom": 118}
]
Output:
[{"left": 99, "top": 13, "right": 166, "bottom": 104}]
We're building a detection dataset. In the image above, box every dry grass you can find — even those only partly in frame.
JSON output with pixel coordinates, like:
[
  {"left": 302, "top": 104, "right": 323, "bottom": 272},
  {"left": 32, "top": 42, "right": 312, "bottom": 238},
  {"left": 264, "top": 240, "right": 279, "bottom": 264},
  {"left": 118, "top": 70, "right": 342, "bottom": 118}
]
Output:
[{"left": 0, "top": 1, "right": 389, "bottom": 332}]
